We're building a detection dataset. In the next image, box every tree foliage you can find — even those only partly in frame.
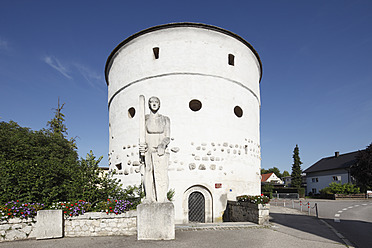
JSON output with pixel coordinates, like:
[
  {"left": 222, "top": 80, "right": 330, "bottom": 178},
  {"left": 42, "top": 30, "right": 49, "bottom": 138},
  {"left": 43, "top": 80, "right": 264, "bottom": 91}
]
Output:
[
  {"left": 0, "top": 101, "right": 126, "bottom": 206},
  {"left": 47, "top": 98, "right": 68, "bottom": 137},
  {"left": 282, "top": 170, "right": 290, "bottom": 177},
  {"left": 291, "top": 144, "right": 303, "bottom": 188},
  {"left": 352, "top": 143, "right": 372, "bottom": 191},
  {"left": 320, "top": 182, "right": 360, "bottom": 195},
  {"left": 0, "top": 121, "right": 78, "bottom": 205},
  {"left": 67, "top": 151, "right": 125, "bottom": 205}
]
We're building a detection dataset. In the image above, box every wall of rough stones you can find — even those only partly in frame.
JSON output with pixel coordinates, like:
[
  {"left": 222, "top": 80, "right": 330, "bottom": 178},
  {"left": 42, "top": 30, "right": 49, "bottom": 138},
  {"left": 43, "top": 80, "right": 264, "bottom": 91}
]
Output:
[
  {"left": 0, "top": 218, "right": 36, "bottom": 242},
  {"left": 64, "top": 211, "right": 137, "bottom": 237},
  {"left": 224, "top": 201, "right": 270, "bottom": 225},
  {"left": 0, "top": 210, "right": 137, "bottom": 242}
]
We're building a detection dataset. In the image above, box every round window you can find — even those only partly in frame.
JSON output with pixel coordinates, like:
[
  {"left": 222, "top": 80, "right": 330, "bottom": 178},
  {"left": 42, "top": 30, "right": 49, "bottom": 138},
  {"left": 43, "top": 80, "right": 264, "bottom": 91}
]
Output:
[
  {"left": 189, "top": 99, "right": 202, "bottom": 112},
  {"left": 234, "top": 106, "right": 243, "bottom": 118},
  {"left": 128, "top": 107, "right": 136, "bottom": 118}
]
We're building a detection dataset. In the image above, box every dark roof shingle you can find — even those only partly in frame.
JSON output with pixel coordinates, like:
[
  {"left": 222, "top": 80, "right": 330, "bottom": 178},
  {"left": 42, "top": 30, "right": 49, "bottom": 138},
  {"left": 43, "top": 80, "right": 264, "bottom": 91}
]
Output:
[{"left": 304, "top": 151, "right": 359, "bottom": 173}]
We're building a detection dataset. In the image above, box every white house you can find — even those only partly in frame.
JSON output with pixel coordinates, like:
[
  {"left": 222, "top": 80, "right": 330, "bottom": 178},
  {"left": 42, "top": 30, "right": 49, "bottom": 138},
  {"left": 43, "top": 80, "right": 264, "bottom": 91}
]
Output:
[
  {"left": 105, "top": 23, "right": 262, "bottom": 224},
  {"left": 304, "top": 151, "right": 358, "bottom": 195},
  {"left": 261, "top": 173, "right": 284, "bottom": 185}
]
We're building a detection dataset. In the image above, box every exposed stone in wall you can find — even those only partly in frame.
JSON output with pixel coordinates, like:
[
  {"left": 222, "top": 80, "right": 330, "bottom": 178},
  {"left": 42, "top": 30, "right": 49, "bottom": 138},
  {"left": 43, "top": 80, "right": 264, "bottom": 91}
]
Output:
[
  {"left": 0, "top": 218, "right": 36, "bottom": 242},
  {"left": 64, "top": 211, "right": 137, "bottom": 237},
  {"left": 1, "top": 211, "right": 137, "bottom": 243},
  {"left": 223, "top": 201, "right": 269, "bottom": 225}
]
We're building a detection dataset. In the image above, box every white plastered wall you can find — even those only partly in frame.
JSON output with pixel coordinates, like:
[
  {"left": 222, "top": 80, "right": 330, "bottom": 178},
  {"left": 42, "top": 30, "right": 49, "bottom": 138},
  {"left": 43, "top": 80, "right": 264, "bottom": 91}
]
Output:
[{"left": 106, "top": 24, "right": 262, "bottom": 223}]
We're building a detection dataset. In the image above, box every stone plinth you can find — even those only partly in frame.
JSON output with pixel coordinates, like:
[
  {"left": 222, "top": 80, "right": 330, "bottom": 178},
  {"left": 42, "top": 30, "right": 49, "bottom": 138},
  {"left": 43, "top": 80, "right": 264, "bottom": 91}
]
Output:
[
  {"left": 35, "top": 210, "right": 63, "bottom": 239},
  {"left": 137, "top": 202, "right": 175, "bottom": 240}
]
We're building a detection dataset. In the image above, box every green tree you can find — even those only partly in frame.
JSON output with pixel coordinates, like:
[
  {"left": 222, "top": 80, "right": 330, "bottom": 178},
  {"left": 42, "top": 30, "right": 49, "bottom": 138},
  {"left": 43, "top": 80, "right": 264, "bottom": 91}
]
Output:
[
  {"left": 47, "top": 98, "right": 68, "bottom": 137},
  {"left": 352, "top": 143, "right": 372, "bottom": 191},
  {"left": 291, "top": 144, "right": 302, "bottom": 189},
  {"left": 67, "top": 150, "right": 124, "bottom": 205},
  {"left": 282, "top": 170, "right": 290, "bottom": 177},
  {"left": 0, "top": 121, "right": 79, "bottom": 204}
]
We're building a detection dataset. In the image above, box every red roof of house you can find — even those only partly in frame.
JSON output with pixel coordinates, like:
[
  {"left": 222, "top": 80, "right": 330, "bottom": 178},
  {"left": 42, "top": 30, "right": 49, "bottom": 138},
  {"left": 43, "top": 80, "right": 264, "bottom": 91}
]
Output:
[{"left": 261, "top": 173, "right": 274, "bottom": 182}]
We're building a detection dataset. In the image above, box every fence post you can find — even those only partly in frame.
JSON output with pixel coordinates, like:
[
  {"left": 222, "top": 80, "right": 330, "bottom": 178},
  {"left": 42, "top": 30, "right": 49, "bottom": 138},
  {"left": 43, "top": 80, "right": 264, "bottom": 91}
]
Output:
[
  {"left": 284, "top": 201, "right": 286, "bottom": 207},
  {"left": 292, "top": 199, "right": 294, "bottom": 209},
  {"left": 315, "top": 203, "right": 318, "bottom": 218},
  {"left": 300, "top": 200, "right": 302, "bottom": 212},
  {"left": 308, "top": 202, "right": 310, "bottom": 215}
]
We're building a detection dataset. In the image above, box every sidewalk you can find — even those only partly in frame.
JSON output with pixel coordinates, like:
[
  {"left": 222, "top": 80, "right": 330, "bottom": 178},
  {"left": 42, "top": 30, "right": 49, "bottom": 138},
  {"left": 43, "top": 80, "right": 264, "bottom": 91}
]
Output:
[{"left": 0, "top": 206, "right": 346, "bottom": 248}]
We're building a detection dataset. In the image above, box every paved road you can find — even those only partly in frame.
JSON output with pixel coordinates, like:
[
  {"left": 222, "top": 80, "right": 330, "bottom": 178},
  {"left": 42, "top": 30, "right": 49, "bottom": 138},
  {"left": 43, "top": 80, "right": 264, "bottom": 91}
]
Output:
[
  {"left": 316, "top": 200, "right": 372, "bottom": 248},
  {"left": 272, "top": 199, "right": 372, "bottom": 248}
]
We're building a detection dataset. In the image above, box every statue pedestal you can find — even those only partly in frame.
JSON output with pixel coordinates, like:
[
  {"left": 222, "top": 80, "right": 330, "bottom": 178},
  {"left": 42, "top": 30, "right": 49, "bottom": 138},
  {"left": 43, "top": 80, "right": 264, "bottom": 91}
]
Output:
[{"left": 137, "top": 202, "right": 175, "bottom": 240}]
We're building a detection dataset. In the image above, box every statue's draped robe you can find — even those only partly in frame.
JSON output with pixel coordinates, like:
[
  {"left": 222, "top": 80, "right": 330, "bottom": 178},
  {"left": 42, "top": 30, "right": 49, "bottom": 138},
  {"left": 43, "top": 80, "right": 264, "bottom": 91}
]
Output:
[{"left": 143, "top": 113, "right": 170, "bottom": 202}]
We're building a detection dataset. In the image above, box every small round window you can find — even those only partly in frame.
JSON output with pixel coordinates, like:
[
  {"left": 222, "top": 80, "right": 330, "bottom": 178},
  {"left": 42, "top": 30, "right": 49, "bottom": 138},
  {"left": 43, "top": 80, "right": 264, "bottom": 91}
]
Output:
[
  {"left": 189, "top": 99, "right": 202, "bottom": 111},
  {"left": 234, "top": 106, "right": 243, "bottom": 118},
  {"left": 128, "top": 107, "right": 136, "bottom": 118}
]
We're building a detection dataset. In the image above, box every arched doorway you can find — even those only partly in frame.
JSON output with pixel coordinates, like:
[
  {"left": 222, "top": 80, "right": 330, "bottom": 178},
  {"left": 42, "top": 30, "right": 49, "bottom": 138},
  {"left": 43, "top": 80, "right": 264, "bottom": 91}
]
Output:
[
  {"left": 188, "top": 191, "right": 205, "bottom": 222},
  {"left": 183, "top": 185, "right": 213, "bottom": 223}
]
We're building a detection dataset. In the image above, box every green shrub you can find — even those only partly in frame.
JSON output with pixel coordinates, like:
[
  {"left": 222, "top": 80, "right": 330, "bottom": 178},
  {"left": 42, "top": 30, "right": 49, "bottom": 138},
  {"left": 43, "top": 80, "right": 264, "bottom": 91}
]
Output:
[
  {"left": 320, "top": 182, "right": 360, "bottom": 195},
  {"left": 297, "top": 188, "right": 305, "bottom": 198},
  {"left": 262, "top": 184, "right": 274, "bottom": 193},
  {"left": 167, "top": 189, "right": 175, "bottom": 201},
  {"left": 262, "top": 192, "right": 273, "bottom": 198}
]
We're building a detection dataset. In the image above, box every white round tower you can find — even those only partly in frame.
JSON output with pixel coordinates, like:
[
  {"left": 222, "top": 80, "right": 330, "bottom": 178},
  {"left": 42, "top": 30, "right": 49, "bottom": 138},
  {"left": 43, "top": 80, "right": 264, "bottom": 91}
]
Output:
[{"left": 105, "top": 23, "right": 262, "bottom": 223}]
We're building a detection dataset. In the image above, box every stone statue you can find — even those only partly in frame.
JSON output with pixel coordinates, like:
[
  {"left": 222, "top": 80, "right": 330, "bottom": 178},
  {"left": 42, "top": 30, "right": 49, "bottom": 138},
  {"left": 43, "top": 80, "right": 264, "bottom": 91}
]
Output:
[{"left": 139, "top": 96, "right": 170, "bottom": 203}]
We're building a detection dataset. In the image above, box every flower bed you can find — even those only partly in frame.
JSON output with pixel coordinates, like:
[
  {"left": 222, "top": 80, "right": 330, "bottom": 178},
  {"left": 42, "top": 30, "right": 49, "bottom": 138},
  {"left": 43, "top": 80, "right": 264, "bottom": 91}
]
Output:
[
  {"left": 236, "top": 194, "right": 270, "bottom": 205},
  {"left": 0, "top": 201, "right": 43, "bottom": 222}
]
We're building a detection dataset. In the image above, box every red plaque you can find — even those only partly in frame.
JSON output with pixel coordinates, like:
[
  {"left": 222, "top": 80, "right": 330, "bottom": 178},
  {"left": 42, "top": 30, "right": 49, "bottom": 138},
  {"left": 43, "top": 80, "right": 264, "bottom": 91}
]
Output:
[{"left": 215, "top": 183, "right": 222, "bottom": 188}]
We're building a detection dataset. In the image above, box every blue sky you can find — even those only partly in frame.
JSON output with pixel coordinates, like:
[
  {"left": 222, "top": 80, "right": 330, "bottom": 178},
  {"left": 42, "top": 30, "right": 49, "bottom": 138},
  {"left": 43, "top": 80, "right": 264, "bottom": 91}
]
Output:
[{"left": 1, "top": 0, "right": 371, "bottom": 174}]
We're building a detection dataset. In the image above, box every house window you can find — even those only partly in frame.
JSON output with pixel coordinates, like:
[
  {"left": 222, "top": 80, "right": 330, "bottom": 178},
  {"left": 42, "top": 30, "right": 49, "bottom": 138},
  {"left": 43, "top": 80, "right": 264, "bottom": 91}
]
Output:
[
  {"left": 312, "top": 188, "right": 317, "bottom": 194},
  {"left": 333, "top": 176, "right": 341, "bottom": 181},
  {"left": 312, "top": 178, "right": 318, "bottom": 183}
]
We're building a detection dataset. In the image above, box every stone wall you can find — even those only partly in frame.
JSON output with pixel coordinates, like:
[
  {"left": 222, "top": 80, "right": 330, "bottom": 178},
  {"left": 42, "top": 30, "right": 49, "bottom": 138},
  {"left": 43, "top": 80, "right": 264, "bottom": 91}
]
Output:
[
  {"left": 223, "top": 201, "right": 270, "bottom": 225},
  {"left": 1, "top": 210, "right": 137, "bottom": 242},
  {"left": 64, "top": 211, "right": 137, "bottom": 237},
  {"left": 0, "top": 218, "right": 36, "bottom": 242}
]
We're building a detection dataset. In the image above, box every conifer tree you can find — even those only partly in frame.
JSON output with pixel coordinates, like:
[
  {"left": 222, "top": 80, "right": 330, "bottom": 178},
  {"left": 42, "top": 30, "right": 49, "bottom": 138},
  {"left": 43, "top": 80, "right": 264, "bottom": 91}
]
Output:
[
  {"left": 47, "top": 97, "right": 68, "bottom": 137},
  {"left": 291, "top": 144, "right": 303, "bottom": 188}
]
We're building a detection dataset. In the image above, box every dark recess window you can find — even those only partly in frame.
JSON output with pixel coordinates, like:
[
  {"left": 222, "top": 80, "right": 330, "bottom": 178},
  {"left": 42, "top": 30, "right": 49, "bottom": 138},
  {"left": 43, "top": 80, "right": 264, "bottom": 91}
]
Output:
[
  {"left": 228, "top": 54, "right": 235, "bottom": 66},
  {"left": 234, "top": 106, "right": 243, "bottom": 117},
  {"left": 153, "top": 47, "right": 160, "bottom": 59},
  {"left": 189, "top": 99, "right": 202, "bottom": 111},
  {"left": 128, "top": 107, "right": 136, "bottom": 118}
]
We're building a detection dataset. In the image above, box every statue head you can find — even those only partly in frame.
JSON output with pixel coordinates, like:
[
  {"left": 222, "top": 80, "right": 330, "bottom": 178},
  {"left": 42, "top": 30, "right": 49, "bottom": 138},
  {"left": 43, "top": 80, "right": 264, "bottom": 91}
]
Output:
[{"left": 148, "top": 96, "right": 160, "bottom": 113}]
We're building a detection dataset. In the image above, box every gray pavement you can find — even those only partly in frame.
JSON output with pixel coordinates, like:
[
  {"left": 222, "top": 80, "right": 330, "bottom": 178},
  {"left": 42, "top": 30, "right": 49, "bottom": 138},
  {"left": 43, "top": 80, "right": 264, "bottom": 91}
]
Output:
[{"left": 0, "top": 206, "right": 347, "bottom": 248}]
